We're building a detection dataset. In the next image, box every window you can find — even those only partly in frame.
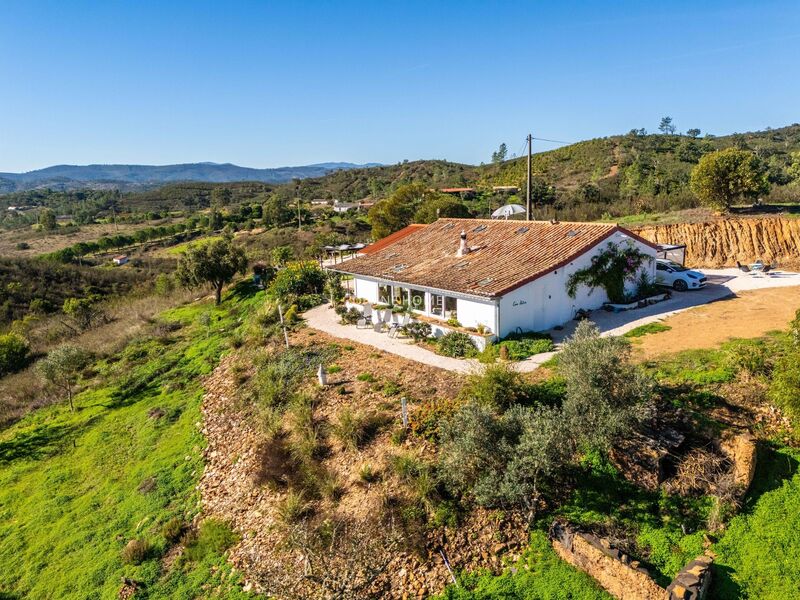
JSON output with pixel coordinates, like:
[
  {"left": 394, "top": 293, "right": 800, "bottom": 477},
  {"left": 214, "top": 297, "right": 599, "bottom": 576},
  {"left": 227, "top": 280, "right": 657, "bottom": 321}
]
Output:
[
  {"left": 430, "top": 294, "right": 443, "bottom": 316},
  {"left": 445, "top": 296, "right": 457, "bottom": 317},
  {"left": 378, "top": 284, "right": 392, "bottom": 303},
  {"left": 410, "top": 289, "right": 425, "bottom": 311}
]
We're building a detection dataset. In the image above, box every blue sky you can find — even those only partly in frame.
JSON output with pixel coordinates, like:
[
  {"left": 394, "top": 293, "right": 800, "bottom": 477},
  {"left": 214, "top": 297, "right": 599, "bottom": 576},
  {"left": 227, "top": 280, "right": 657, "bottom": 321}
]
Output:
[{"left": 1, "top": 1, "right": 799, "bottom": 172}]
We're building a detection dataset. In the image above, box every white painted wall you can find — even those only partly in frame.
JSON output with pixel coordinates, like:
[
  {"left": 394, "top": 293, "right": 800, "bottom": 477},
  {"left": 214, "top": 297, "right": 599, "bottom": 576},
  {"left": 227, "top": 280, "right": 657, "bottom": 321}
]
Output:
[
  {"left": 456, "top": 298, "right": 497, "bottom": 333},
  {"left": 353, "top": 278, "right": 379, "bottom": 303},
  {"left": 497, "top": 232, "right": 656, "bottom": 336}
]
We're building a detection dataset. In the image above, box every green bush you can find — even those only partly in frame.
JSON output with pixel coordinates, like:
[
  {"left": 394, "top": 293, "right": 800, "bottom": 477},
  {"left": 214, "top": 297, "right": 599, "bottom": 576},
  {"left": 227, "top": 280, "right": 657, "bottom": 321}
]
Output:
[
  {"left": 121, "top": 539, "right": 152, "bottom": 565},
  {"left": 403, "top": 321, "right": 432, "bottom": 342},
  {"left": 461, "top": 363, "right": 527, "bottom": 409},
  {"left": 623, "top": 322, "right": 672, "bottom": 338},
  {"left": 0, "top": 332, "right": 30, "bottom": 377},
  {"left": 437, "top": 331, "right": 478, "bottom": 358},
  {"left": 268, "top": 262, "right": 325, "bottom": 300},
  {"left": 724, "top": 338, "right": 771, "bottom": 377},
  {"left": 162, "top": 517, "right": 185, "bottom": 544},
  {"left": 481, "top": 332, "right": 554, "bottom": 362},
  {"left": 183, "top": 519, "right": 239, "bottom": 562}
]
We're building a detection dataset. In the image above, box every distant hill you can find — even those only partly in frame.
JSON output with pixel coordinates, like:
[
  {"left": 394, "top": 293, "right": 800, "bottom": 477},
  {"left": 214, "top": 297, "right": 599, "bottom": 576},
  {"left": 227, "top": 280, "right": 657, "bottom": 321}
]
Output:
[
  {"left": 291, "top": 124, "right": 800, "bottom": 220},
  {"left": 0, "top": 161, "right": 380, "bottom": 192}
]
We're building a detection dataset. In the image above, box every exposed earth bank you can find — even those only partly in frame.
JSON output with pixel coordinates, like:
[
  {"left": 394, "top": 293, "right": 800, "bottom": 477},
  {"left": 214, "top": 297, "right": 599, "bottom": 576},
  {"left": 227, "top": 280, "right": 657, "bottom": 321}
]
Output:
[{"left": 633, "top": 216, "right": 800, "bottom": 270}]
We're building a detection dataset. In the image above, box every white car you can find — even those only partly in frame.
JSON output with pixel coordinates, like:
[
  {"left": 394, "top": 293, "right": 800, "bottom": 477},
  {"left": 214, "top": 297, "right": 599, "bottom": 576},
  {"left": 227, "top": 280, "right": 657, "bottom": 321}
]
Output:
[{"left": 655, "top": 259, "right": 706, "bottom": 291}]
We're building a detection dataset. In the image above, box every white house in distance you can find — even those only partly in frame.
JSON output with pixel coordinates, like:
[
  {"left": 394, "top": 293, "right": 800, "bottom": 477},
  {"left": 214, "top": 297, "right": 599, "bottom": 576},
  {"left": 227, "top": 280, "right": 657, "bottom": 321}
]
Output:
[{"left": 330, "top": 218, "right": 657, "bottom": 339}]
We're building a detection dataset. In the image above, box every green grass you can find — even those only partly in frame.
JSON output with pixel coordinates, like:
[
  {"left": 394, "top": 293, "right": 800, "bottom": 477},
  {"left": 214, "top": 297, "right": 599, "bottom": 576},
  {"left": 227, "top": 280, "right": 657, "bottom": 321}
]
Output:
[
  {"left": 710, "top": 443, "right": 800, "bottom": 599},
  {"left": 433, "top": 530, "right": 612, "bottom": 600},
  {"left": 0, "top": 281, "right": 262, "bottom": 599},
  {"left": 624, "top": 322, "right": 672, "bottom": 338},
  {"left": 164, "top": 235, "right": 223, "bottom": 255}
]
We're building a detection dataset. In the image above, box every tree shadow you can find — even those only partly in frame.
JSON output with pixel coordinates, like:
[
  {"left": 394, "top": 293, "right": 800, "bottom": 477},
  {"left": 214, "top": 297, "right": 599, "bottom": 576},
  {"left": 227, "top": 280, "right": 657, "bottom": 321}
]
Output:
[
  {"left": 0, "top": 422, "right": 80, "bottom": 465},
  {"left": 708, "top": 563, "right": 744, "bottom": 599},
  {"left": 740, "top": 441, "right": 799, "bottom": 514}
]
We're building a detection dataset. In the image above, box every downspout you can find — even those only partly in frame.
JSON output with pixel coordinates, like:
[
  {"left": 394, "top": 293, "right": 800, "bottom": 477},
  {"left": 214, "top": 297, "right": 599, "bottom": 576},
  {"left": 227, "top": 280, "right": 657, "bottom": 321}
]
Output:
[{"left": 494, "top": 299, "right": 501, "bottom": 341}]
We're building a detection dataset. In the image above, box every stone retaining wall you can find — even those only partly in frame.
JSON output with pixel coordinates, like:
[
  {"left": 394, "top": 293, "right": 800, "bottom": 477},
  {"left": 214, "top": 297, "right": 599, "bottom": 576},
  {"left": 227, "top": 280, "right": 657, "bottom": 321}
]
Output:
[{"left": 549, "top": 521, "right": 713, "bottom": 600}]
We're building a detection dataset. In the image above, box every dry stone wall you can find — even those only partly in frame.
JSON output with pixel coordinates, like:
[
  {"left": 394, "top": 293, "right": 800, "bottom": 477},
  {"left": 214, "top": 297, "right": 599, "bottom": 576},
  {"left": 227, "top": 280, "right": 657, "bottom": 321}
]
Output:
[{"left": 549, "top": 521, "right": 713, "bottom": 600}]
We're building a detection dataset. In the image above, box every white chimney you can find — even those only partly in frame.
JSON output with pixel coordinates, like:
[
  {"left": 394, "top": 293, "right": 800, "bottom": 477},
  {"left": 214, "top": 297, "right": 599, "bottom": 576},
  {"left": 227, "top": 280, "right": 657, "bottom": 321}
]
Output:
[{"left": 457, "top": 230, "right": 469, "bottom": 257}]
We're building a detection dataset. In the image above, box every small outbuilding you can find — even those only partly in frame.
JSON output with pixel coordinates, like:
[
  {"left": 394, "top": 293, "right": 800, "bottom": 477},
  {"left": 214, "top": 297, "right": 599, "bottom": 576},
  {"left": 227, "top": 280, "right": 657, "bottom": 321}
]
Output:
[{"left": 112, "top": 255, "right": 129, "bottom": 266}]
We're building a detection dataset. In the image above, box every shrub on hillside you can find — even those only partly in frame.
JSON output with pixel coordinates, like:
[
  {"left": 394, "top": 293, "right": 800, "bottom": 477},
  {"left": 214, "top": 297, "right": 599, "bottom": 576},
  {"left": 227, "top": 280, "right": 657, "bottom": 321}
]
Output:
[
  {"left": 268, "top": 262, "right": 326, "bottom": 300},
  {"left": 438, "top": 402, "right": 568, "bottom": 515},
  {"left": 437, "top": 331, "right": 478, "bottom": 358},
  {"left": 162, "top": 517, "right": 185, "bottom": 544},
  {"left": 480, "top": 332, "right": 554, "bottom": 363},
  {"left": 0, "top": 332, "right": 30, "bottom": 377},
  {"left": 182, "top": 519, "right": 239, "bottom": 562},
  {"left": 461, "top": 363, "right": 527, "bottom": 409},
  {"left": 557, "top": 321, "right": 654, "bottom": 452},
  {"left": 121, "top": 539, "right": 152, "bottom": 565}
]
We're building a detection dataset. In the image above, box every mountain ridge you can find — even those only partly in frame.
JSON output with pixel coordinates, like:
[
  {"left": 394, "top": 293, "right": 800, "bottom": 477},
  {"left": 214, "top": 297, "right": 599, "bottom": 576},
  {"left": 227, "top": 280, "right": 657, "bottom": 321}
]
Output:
[{"left": 0, "top": 161, "right": 381, "bottom": 192}]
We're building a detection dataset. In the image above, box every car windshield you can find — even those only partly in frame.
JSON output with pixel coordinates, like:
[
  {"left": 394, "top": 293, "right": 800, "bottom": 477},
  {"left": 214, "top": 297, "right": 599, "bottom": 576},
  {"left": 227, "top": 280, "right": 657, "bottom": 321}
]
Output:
[{"left": 661, "top": 260, "right": 689, "bottom": 272}]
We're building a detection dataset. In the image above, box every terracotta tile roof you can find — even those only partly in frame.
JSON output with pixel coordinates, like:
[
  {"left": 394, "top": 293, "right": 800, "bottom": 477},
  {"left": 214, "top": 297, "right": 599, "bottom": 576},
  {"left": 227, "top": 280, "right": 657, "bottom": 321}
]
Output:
[
  {"left": 360, "top": 224, "right": 427, "bottom": 254},
  {"left": 333, "top": 218, "right": 656, "bottom": 298}
]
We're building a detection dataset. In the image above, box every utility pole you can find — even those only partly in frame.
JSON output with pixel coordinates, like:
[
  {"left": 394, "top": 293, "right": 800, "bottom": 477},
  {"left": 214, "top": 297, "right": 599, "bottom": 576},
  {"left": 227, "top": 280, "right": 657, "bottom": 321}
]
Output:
[{"left": 526, "top": 133, "right": 533, "bottom": 221}]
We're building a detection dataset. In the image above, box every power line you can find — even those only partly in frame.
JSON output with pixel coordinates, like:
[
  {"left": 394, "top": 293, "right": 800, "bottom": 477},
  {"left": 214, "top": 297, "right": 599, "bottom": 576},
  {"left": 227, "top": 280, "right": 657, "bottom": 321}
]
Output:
[{"left": 532, "top": 136, "right": 572, "bottom": 146}]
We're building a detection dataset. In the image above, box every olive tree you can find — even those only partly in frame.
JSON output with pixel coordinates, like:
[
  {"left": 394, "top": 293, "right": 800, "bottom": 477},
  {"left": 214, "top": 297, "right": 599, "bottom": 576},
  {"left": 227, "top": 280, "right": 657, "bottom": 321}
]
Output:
[
  {"left": 557, "top": 321, "right": 654, "bottom": 452},
  {"left": 176, "top": 237, "right": 248, "bottom": 305},
  {"left": 36, "top": 345, "right": 91, "bottom": 411}
]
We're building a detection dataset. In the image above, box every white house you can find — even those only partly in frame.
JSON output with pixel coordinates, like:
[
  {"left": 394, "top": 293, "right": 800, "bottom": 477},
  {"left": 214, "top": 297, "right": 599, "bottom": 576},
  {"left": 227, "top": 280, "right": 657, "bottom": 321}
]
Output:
[
  {"left": 329, "top": 218, "right": 657, "bottom": 340},
  {"left": 112, "top": 255, "right": 129, "bottom": 266}
]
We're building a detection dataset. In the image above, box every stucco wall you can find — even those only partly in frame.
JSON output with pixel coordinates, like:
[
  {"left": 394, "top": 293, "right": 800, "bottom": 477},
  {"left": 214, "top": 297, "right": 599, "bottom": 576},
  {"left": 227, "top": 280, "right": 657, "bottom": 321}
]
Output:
[
  {"left": 497, "top": 232, "right": 656, "bottom": 336},
  {"left": 456, "top": 297, "right": 497, "bottom": 332},
  {"left": 354, "top": 278, "right": 379, "bottom": 303}
]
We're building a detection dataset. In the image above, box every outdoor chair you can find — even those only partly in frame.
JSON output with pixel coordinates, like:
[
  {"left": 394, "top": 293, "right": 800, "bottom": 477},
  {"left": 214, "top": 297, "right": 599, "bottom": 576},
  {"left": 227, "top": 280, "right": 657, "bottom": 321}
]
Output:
[
  {"left": 388, "top": 314, "right": 410, "bottom": 338},
  {"left": 762, "top": 264, "right": 775, "bottom": 275},
  {"left": 373, "top": 321, "right": 384, "bottom": 334},
  {"left": 736, "top": 261, "right": 751, "bottom": 274},
  {"left": 356, "top": 317, "right": 367, "bottom": 329},
  {"left": 362, "top": 304, "right": 373, "bottom": 325},
  {"left": 384, "top": 309, "right": 393, "bottom": 324}
]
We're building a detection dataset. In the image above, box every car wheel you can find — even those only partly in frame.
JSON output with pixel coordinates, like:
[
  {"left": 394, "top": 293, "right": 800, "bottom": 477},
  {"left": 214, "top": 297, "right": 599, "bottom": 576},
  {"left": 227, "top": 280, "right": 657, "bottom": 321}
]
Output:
[{"left": 673, "top": 279, "right": 688, "bottom": 292}]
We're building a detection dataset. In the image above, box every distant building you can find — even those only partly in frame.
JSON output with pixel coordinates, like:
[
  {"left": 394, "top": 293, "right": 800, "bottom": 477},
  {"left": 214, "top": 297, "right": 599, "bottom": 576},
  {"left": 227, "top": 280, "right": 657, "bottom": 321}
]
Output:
[
  {"left": 310, "top": 199, "right": 332, "bottom": 206},
  {"left": 112, "top": 255, "right": 129, "bottom": 266},
  {"left": 333, "top": 201, "right": 358, "bottom": 213},
  {"left": 439, "top": 187, "right": 476, "bottom": 195},
  {"left": 492, "top": 185, "right": 520, "bottom": 194}
]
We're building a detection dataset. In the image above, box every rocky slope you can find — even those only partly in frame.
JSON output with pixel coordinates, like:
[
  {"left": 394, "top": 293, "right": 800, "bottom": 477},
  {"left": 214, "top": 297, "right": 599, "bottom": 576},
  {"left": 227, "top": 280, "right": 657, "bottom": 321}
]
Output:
[{"left": 633, "top": 216, "right": 800, "bottom": 270}]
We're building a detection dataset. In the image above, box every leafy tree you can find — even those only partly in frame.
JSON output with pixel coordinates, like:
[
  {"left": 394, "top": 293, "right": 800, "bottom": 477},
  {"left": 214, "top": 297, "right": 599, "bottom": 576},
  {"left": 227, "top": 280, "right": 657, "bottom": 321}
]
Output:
[
  {"left": 658, "top": 116, "right": 676, "bottom": 135},
  {"left": 63, "top": 296, "right": 105, "bottom": 331},
  {"left": 268, "top": 261, "right": 326, "bottom": 300},
  {"left": 491, "top": 143, "right": 508, "bottom": 164},
  {"left": 689, "top": 148, "right": 770, "bottom": 210},
  {"left": 557, "top": 321, "right": 653, "bottom": 453},
  {"left": 39, "top": 208, "right": 57, "bottom": 230},
  {"left": 413, "top": 195, "right": 471, "bottom": 223},
  {"left": 787, "top": 151, "right": 800, "bottom": 182},
  {"left": 36, "top": 345, "right": 92, "bottom": 411},
  {"left": 0, "top": 332, "right": 30, "bottom": 376},
  {"left": 271, "top": 245, "right": 294, "bottom": 267},
  {"left": 686, "top": 128, "right": 701, "bottom": 139},
  {"left": 175, "top": 238, "right": 248, "bottom": 304},
  {"left": 263, "top": 194, "right": 294, "bottom": 228},
  {"left": 211, "top": 187, "right": 232, "bottom": 206},
  {"left": 367, "top": 183, "right": 428, "bottom": 238}
]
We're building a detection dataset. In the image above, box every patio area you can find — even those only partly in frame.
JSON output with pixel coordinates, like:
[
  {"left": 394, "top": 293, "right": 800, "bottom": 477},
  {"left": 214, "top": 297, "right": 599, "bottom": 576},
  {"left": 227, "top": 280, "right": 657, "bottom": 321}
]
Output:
[{"left": 304, "top": 268, "right": 800, "bottom": 374}]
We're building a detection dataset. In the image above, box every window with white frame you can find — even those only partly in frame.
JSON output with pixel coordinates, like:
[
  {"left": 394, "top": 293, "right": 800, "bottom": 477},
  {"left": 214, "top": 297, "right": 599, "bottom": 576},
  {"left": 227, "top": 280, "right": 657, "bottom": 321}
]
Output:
[{"left": 409, "top": 289, "right": 425, "bottom": 311}]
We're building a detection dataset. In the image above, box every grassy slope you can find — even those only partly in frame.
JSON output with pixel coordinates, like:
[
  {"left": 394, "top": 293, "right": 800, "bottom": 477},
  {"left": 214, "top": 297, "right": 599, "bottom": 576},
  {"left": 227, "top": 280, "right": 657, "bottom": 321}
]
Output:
[
  {"left": 0, "top": 283, "right": 261, "bottom": 599},
  {"left": 439, "top": 340, "right": 800, "bottom": 599}
]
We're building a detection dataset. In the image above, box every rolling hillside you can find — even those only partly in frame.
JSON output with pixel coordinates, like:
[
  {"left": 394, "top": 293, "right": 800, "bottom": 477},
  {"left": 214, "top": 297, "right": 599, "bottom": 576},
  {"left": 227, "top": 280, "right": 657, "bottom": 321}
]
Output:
[{"left": 0, "top": 161, "right": 379, "bottom": 193}]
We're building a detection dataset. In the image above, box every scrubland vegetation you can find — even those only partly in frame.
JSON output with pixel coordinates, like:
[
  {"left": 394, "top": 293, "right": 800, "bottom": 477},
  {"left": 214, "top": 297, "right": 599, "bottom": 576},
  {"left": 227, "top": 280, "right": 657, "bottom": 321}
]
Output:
[{"left": 1, "top": 123, "right": 800, "bottom": 598}]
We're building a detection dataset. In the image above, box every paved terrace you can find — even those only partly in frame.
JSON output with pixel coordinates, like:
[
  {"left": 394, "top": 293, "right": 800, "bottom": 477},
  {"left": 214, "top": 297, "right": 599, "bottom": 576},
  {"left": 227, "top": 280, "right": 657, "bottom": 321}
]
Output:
[{"left": 303, "top": 268, "right": 800, "bottom": 374}]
